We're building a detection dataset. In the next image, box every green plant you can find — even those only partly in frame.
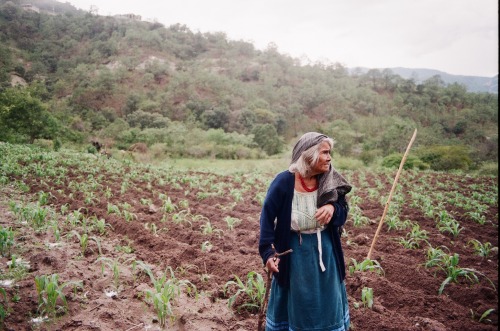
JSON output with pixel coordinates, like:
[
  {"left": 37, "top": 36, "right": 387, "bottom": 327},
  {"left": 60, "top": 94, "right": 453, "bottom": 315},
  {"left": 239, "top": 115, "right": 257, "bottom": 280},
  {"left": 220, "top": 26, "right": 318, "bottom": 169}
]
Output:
[
  {"left": 0, "top": 226, "right": 15, "bottom": 257},
  {"left": 224, "top": 216, "right": 241, "bottom": 230},
  {"left": 107, "top": 203, "right": 121, "bottom": 215},
  {"left": 361, "top": 287, "right": 374, "bottom": 309},
  {"left": 90, "top": 216, "right": 113, "bottom": 235},
  {"left": 348, "top": 258, "right": 384, "bottom": 276},
  {"left": 223, "top": 271, "right": 266, "bottom": 313},
  {"left": 37, "top": 191, "right": 53, "bottom": 206},
  {"left": 2, "top": 255, "right": 29, "bottom": 281},
  {"left": 137, "top": 263, "right": 197, "bottom": 327},
  {"left": 437, "top": 219, "right": 463, "bottom": 238},
  {"left": 97, "top": 257, "right": 127, "bottom": 290},
  {"left": 424, "top": 245, "right": 449, "bottom": 268},
  {"left": 34, "top": 274, "right": 82, "bottom": 318},
  {"left": 200, "top": 221, "right": 223, "bottom": 237},
  {"left": 438, "top": 253, "right": 479, "bottom": 295},
  {"left": 467, "top": 239, "right": 495, "bottom": 258},
  {"left": 67, "top": 230, "right": 102, "bottom": 256},
  {"left": 160, "top": 195, "right": 177, "bottom": 213},
  {"left": 122, "top": 210, "right": 138, "bottom": 222},
  {"left": 0, "top": 287, "right": 7, "bottom": 325},
  {"left": 466, "top": 211, "right": 486, "bottom": 225},
  {"left": 397, "top": 224, "right": 428, "bottom": 249},
  {"left": 479, "top": 308, "right": 495, "bottom": 323},
  {"left": 471, "top": 307, "right": 496, "bottom": 323},
  {"left": 350, "top": 206, "right": 370, "bottom": 227},
  {"left": 201, "top": 241, "right": 213, "bottom": 252}
]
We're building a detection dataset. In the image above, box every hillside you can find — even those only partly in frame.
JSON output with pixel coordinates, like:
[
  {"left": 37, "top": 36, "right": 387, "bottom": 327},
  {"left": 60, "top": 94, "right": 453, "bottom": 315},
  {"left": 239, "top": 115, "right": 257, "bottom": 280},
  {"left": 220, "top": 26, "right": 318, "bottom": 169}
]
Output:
[{"left": 0, "top": 0, "right": 498, "bottom": 170}]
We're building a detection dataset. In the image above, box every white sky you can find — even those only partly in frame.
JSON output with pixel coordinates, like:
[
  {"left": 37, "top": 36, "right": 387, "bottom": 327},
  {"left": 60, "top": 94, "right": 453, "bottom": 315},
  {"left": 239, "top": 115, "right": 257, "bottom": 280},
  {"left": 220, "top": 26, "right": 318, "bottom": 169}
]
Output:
[{"left": 64, "top": 0, "right": 498, "bottom": 77}]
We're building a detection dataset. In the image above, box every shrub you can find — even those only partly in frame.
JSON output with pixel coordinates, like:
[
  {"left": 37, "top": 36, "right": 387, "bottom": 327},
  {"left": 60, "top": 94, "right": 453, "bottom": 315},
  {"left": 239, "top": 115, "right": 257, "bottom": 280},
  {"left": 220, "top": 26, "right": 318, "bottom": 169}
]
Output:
[
  {"left": 476, "top": 162, "right": 498, "bottom": 176},
  {"left": 416, "top": 145, "right": 472, "bottom": 171},
  {"left": 381, "top": 153, "right": 428, "bottom": 170}
]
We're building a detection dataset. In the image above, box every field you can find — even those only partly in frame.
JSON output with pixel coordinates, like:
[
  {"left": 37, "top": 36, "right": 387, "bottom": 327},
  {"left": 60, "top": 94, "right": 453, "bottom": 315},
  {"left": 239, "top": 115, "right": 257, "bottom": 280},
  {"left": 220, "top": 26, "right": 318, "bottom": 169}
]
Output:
[{"left": 0, "top": 143, "right": 498, "bottom": 331}]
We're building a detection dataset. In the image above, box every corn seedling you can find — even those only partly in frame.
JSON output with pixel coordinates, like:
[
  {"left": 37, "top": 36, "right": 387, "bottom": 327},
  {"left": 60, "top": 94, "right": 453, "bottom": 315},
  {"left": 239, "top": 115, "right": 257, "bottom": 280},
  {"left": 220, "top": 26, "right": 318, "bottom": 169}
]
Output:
[
  {"left": 350, "top": 206, "right": 370, "bottom": 227},
  {"left": 424, "top": 245, "right": 449, "bottom": 268},
  {"left": 37, "top": 191, "right": 53, "bottom": 206},
  {"left": 4, "top": 255, "right": 29, "bottom": 281},
  {"left": 361, "top": 287, "right": 374, "bottom": 309},
  {"left": 67, "top": 230, "right": 102, "bottom": 256},
  {"left": 178, "top": 199, "right": 189, "bottom": 209},
  {"left": 103, "top": 186, "right": 113, "bottom": 199},
  {"left": 437, "top": 253, "right": 480, "bottom": 295},
  {"left": 201, "top": 241, "right": 213, "bottom": 252},
  {"left": 122, "top": 210, "right": 138, "bottom": 222},
  {"left": 478, "top": 308, "right": 495, "bottom": 323},
  {"left": 144, "top": 222, "right": 166, "bottom": 236},
  {"left": 172, "top": 264, "right": 197, "bottom": 279},
  {"left": 120, "top": 181, "right": 129, "bottom": 194},
  {"left": 90, "top": 216, "right": 113, "bottom": 235},
  {"left": 34, "top": 274, "right": 82, "bottom": 318},
  {"left": 467, "top": 239, "right": 495, "bottom": 258},
  {"left": 0, "top": 226, "right": 15, "bottom": 257},
  {"left": 97, "top": 257, "right": 128, "bottom": 291},
  {"left": 200, "top": 221, "right": 221, "bottom": 237},
  {"left": 466, "top": 211, "right": 486, "bottom": 225},
  {"left": 171, "top": 210, "right": 192, "bottom": 226},
  {"left": 349, "top": 258, "right": 384, "bottom": 276},
  {"left": 140, "top": 198, "right": 152, "bottom": 205},
  {"left": 224, "top": 216, "right": 241, "bottom": 230},
  {"left": 107, "top": 203, "right": 121, "bottom": 216},
  {"left": 437, "top": 219, "right": 463, "bottom": 238},
  {"left": 0, "top": 287, "right": 7, "bottom": 325},
  {"left": 255, "top": 192, "right": 266, "bottom": 206},
  {"left": 230, "top": 189, "right": 243, "bottom": 202},
  {"left": 23, "top": 203, "right": 51, "bottom": 231},
  {"left": 161, "top": 196, "right": 177, "bottom": 213},
  {"left": 138, "top": 263, "right": 197, "bottom": 327},
  {"left": 224, "top": 271, "right": 266, "bottom": 313},
  {"left": 83, "top": 191, "right": 98, "bottom": 205}
]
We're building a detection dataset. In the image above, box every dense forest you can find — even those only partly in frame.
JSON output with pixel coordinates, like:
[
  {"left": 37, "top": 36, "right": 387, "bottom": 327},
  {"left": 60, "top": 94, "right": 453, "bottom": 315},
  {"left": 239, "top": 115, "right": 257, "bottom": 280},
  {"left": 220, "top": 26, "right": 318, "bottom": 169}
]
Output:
[{"left": 0, "top": 0, "right": 498, "bottom": 173}]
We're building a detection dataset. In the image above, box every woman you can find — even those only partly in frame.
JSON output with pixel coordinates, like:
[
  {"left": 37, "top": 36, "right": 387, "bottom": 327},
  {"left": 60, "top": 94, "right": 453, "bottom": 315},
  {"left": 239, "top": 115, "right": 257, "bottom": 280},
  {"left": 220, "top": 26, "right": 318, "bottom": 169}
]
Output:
[{"left": 259, "top": 132, "right": 351, "bottom": 331}]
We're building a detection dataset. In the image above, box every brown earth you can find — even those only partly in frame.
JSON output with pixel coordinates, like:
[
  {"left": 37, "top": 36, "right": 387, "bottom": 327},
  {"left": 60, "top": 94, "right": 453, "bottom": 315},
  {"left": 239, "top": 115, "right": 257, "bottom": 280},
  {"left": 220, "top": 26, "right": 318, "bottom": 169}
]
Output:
[{"left": 0, "top": 156, "right": 497, "bottom": 331}]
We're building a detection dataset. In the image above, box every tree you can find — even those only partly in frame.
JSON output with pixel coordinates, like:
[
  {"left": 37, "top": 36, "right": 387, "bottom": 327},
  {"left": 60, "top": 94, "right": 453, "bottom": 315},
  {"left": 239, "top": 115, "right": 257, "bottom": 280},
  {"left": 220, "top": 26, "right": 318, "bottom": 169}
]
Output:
[
  {"left": 201, "top": 107, "right": 229, "bottom": 130},
  {"left": 252, "top": 124, "right": 283, "bottom": 155},
  {"left": 0, "top": 87, "right": 58, "bottom": 143}
]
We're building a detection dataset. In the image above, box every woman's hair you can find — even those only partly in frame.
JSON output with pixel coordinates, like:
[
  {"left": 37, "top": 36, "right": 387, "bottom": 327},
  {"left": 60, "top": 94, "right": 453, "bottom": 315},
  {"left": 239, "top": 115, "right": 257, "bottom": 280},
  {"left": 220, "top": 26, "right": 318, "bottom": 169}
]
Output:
[{"left": 289, "top": 137, "right": 334, "bottom": 177}]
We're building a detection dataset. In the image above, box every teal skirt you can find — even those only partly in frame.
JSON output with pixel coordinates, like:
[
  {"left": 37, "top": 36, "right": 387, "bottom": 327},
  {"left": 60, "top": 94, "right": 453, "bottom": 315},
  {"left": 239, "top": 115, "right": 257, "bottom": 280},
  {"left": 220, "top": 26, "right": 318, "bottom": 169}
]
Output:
[{"left": 265, "top": 230, "right": 350, "bottom": 331}]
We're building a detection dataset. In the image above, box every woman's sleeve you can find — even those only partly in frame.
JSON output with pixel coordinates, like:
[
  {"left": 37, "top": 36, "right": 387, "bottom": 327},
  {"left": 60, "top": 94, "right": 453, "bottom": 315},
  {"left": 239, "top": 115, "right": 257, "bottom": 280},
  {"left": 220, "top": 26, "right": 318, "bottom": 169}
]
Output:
[
  {"left": 258, "top": 178, "right": 282, "bottom": 265},
  {"left": 330, "top": 193, "right": 349, "bottom": 227}
]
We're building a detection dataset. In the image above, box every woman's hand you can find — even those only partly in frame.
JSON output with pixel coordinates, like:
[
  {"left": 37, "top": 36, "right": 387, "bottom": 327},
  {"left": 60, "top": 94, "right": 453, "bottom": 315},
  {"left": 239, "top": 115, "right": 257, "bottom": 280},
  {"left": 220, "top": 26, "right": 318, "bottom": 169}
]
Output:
[
  {"left": 266, "top": 257, "right": 280, "bottom": 273},
  {"left": 315, "top": 204, "right": 335, "bottom": 226}
]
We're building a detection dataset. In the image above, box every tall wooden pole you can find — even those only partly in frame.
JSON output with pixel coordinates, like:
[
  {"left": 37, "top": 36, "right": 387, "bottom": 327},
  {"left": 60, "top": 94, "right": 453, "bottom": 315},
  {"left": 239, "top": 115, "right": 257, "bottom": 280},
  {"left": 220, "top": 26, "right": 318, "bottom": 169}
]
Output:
[{"left": 367, "top": 129, "right": 417, "bottom": 260}]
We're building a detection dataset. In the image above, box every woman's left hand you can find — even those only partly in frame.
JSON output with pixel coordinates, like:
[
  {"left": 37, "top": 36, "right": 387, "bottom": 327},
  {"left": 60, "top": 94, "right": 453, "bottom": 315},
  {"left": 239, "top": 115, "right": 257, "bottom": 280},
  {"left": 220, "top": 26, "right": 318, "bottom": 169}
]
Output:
[{"left": 315, "top": 204, "right": 335, "bottom": 226}]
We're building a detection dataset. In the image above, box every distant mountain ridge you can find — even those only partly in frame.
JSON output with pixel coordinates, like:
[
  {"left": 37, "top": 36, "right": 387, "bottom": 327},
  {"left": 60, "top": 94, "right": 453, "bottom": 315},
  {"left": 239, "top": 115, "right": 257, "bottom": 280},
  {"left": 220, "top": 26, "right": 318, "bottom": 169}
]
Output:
[{"left": 350, "top": 67, "right": 498, "bottom": 94}]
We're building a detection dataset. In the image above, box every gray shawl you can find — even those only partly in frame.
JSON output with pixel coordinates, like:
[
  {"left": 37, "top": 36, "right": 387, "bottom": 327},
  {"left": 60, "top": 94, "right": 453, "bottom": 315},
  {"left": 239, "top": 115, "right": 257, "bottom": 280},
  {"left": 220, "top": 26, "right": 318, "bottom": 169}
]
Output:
[{"left": 291, "top": 132, "right": 352, "bottom": 206}]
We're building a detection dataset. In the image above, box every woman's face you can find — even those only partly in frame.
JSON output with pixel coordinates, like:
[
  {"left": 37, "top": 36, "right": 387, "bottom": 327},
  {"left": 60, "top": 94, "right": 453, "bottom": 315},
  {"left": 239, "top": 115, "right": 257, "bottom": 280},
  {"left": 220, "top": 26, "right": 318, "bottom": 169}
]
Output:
[{"left": 311, "top": 141, "right": 332, "bottom": 174}]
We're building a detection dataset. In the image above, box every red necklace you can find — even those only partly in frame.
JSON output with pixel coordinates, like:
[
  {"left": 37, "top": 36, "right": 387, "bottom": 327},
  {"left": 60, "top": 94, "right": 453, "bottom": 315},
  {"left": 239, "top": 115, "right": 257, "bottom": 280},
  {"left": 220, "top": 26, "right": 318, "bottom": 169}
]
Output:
[{"left": 298, "top": 174, "right": 318, "bottom": 192}]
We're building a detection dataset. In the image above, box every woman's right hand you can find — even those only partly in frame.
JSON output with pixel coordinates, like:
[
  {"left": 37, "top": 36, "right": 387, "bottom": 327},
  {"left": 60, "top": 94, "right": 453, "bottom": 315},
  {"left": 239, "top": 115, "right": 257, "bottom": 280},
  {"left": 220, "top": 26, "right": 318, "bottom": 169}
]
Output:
[{"left": 266, "top": 257, "right": 280, "bottom": 273}]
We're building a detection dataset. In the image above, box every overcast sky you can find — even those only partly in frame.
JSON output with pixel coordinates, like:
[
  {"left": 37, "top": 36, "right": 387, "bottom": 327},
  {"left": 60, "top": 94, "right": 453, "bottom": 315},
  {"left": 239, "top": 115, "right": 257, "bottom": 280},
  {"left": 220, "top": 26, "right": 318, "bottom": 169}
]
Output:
[{"left": 65, "top": 0, "right": 498, "bottom": 77}]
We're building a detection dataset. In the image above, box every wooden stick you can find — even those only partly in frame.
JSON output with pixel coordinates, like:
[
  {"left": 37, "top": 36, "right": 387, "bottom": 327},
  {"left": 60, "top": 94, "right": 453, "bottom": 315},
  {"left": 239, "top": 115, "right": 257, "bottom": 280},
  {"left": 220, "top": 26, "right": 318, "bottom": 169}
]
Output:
[
  {"left": 257, "top": 249, "right": 293, "bottom": 331},
  {"left": 367, "top": 129, "right": 417, "bottom": 260}
]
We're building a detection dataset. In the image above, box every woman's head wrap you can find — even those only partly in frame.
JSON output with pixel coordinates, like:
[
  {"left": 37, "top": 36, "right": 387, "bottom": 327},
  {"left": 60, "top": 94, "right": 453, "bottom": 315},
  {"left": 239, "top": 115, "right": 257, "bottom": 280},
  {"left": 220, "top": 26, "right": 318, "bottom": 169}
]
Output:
[{"left": 291, "top": 132, "right": 352, "bottom": 206}]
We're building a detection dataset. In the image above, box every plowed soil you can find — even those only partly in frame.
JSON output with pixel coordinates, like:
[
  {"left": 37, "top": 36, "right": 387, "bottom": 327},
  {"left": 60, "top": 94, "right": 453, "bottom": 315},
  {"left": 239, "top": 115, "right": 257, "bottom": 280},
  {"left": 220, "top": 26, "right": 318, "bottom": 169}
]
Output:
[{"left": 0, "top": 151, "right": 497, "bottom": 331}]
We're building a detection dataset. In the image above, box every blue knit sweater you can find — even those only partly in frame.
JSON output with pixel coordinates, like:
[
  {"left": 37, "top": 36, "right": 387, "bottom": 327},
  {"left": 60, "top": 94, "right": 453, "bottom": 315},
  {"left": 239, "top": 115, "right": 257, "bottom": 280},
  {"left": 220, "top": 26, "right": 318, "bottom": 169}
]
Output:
[{"left": 258, "top": 170, "right": 349, "bottom": 287}]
